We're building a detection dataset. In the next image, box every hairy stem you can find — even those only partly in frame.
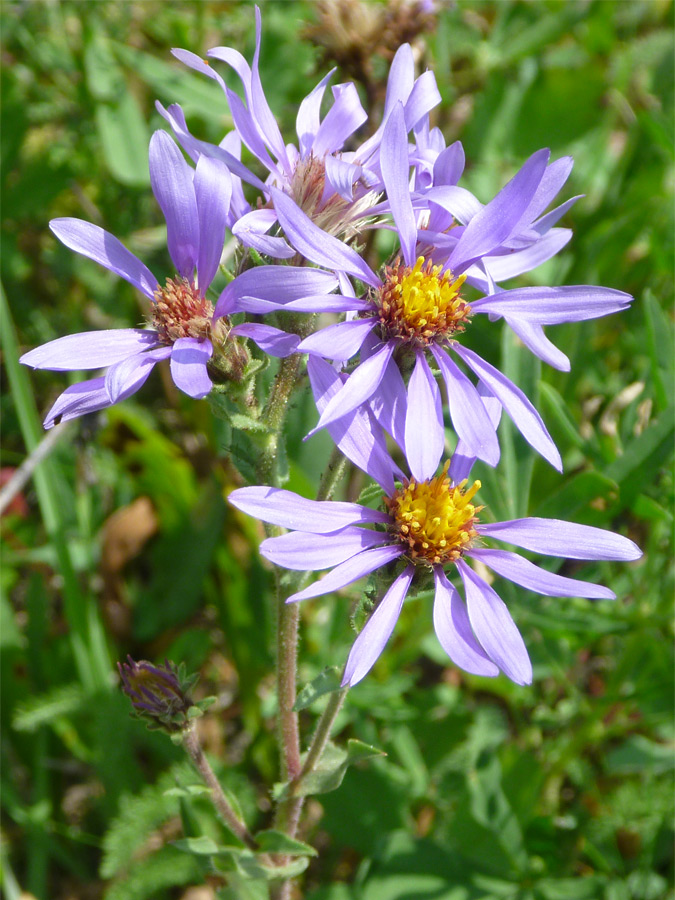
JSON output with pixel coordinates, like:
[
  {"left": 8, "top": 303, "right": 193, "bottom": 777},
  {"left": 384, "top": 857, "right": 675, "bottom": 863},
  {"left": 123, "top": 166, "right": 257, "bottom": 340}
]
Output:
[{"left": 181, "top": 726, "right": 258, "bottom": 850}]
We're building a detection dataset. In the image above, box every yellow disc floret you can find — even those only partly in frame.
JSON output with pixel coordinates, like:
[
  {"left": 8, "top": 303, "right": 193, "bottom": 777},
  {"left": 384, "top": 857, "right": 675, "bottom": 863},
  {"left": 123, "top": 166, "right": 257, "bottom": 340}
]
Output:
[
  {"left": 385, "top": 462, "right": 482, "bottom": 565},
  {"left": 374, "top": 256, "right": 470, "bottom": 346}
]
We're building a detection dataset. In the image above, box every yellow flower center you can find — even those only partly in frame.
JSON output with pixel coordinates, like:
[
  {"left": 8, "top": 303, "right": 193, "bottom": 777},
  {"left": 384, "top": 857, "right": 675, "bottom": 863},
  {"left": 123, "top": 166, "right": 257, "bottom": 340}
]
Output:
[
  {"left": 385, "top": 463, "right": 482, "bottom": 565},
  {"left": 374, "top": 255, "right": 470, "bottom": 346},
  {"left": 151, "top": 276, "right": 225, "bottom": 345}
]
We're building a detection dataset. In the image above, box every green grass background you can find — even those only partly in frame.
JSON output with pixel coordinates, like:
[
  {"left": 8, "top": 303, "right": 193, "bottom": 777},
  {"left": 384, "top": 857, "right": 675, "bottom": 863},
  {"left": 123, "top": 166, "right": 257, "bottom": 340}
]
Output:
[{"left": 1, "top": 1, "right": 673, "bottom": 898}]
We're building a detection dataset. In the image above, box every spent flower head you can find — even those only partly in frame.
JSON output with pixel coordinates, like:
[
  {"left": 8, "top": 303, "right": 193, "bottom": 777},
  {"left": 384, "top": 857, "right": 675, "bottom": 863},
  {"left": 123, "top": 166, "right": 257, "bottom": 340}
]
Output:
[{"left": 118, "top": 657, "right": 204, "bottom": 733}]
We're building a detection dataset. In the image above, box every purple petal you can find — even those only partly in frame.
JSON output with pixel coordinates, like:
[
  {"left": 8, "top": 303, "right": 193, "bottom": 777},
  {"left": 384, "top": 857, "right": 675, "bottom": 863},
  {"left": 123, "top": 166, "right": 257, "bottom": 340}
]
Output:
[
  {"left": 298, "top": 319, "right": 376, "bottom": 361},
  {"left": 432, "top": 568, "right": 499, "bottom": 676},
  {"left": 433, "top": 141, "right": 465, "bottom": 186},
  {"left": 169, "top": 337, "right": 213, "bottom": 398},
  {"left": 449, "top": 382, "right": 502, "bottom": 484},
  {"left": 42, "top": 376, "right": 112, "bottom": 429},
  {"left": 324, "top": 156, "right": 363, "bottom": 202},
  {"left": 448, "top": 149, "right": 550, "bottom": 272},
  {"left": 342, "top": 566, "right": 414, "bottom": 686},
  {"left": 20, "top": 329, "right": 160, "bottom": 370},
  {"left": 311, "top": 342, "right": 396, "bottom": 433},
  {"left": 403, "top": 70, "right": 441, "bottom": 131},
  {"left": 431, "top": 346, "right": 500, "bottom": 467},
  {"left": 479, "top": 518, "right": 642, "bottom": 561},
  {"left": 260, "top": 526, "right": 391, "bottom": 571},
  {"left": 369, "top": 356, "right": 408, "bottom": 451},
  {"left": 308, "top": 356, "right": 399, "bottom": 493},
  {"left": 194, "top": 154, "right": 232, "bottom": 292},
  {"left": 215, "top": 265, "right": 338, "bottom": 318},
  {"left": 104, "top": 345, "right": 172, "bottom": 404},
  {"left": 232, "top": 215, "right": 295, "bottom": 259},
  {"left": 228, "top": 486, "right": 389, "bottom": 534},
  {"left": 476, "top": 229, "right": 572, "bottom": 286},
  {"left": 157, "top": 100, "right": 266, "bottom": 192},
  {"left": 296, "top": 70, "right": 334, "bottom": 156},
  {"left": 405, "top": 352, "right": 444, "bottom": 481},
  {"left": 250, "top": 7, "right": 290, "bottom": 170},
  {"left": 225, "top": 86, "right": 280, "bottom": 176},
  {"left": 469, "top": 548, "right": 615, "bottom": 599},
  {"left": 382, "top": 44, "right": 415, "bottom": 120},
  {"left": 520, "top": 156, "right": 574, "bottom": 224},
  {"left": 471, "top": 285, "right": 633, "bottom": 324},
  {"left": 287, "top": 545, "right": 406, "bottom": 603},
  {"left": 312, "top": 83, "right": 367, "bottom": 157},
  {"left": 49, "top": 219, "right": 158, "bottom": 300},
  {"left": 457, "top": 560, "right": 532, "bottom": 686},
  {"left": 171, "top": 48, "right": 228, "bottom": 91},
  {"left": 149, "top": 131, "right": 199, "bottom": 278},
  {"left": 381, "top": 102, "right": 417, "bottom": 267},
  {"left": 505, "top": 318, "right": 570, "bottom": 372},
  {"left": 230, "top": 323, "right": 299, "bottom": 358},
  {"left": 272, "top": 188, "right": 380, "bottom": 287},
  {"left": 453, "top": 345, "right": 562, "bottom": 472},
  {"left": 425, "top": 185, "right": 483, "bottom": 225}
]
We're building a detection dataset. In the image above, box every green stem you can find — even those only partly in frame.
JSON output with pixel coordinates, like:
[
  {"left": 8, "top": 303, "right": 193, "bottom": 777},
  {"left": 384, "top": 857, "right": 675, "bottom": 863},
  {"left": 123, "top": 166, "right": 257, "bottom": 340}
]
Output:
[
  {"left": 285, "top": 687, "right": 348, "bottom": 840},
  {"left": 181, "top": 726, "right": 258, "bottom": 851}
]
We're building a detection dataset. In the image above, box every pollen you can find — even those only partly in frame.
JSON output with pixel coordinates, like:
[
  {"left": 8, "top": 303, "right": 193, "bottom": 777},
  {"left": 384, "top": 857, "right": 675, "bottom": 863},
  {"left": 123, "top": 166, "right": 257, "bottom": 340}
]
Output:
[
  {"left": 385, "top": 462, "right": 482, "bottom": 565},
  {"left": 151, "top": 276, "right": 222, "bottom": 345},
  {"left": 374, "top": 256, "right": 470, "bottom": 346}
]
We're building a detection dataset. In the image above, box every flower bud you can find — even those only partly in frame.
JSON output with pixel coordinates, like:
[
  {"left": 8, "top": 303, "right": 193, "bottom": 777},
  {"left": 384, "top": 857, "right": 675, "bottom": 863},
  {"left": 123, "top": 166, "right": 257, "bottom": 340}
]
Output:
[{"left": 117, "top": 657, "right": 200, "bottom": 733}]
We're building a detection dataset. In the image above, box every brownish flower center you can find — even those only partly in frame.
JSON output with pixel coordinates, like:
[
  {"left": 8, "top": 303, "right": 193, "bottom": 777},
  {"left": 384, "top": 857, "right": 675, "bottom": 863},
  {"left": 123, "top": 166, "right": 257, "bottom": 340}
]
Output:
[
  {"left": 151, "top": 277, "right": 219, "bottom": 345},
  {"left": 373, "top": 255, "right": 471, "bottom": 347},
  {"left": 385, "top": 463, "right": 482, "bottom": 565}
]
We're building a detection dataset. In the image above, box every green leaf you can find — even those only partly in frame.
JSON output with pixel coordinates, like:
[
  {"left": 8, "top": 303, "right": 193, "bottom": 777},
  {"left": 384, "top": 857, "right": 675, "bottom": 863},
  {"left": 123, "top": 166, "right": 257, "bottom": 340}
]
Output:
[
  {"left": 13, "top": 683, "right": 84, "bottom": 732},
  {"left": 84, "top": 30, "right": 124, "bottom": 100},
  {"left": 274, "top": 740, "right": 385, "bottom": 800},
  {"left": 533, "top": 470, "right": 619, "bottom": 524},
  {"left": 293, "top": 667, "right": 342, "bottom": 711},
  {"left": 235, "top": 851, "right": 309, "bottom": 881},
  {"left": 254, "top": 830, "right": 317, "bottom": 857},
  {"left": 163, "top": 784, "right": 211, "bottom": 798},
  {"left": 95, "top": 91, "right": 150, "bottom": 187},
  {"left": 172, "top": 836, "right": 223, "bottom": 856},
  {"left": 605, "top": 735, "right": 675, "bottom": 775}
]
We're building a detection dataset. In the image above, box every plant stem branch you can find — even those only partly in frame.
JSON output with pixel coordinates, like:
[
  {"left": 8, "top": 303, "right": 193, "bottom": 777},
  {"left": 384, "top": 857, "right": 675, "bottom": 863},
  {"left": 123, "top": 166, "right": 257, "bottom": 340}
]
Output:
[{"left": 181, "top": 726, "right": 258, "bottom": 850}]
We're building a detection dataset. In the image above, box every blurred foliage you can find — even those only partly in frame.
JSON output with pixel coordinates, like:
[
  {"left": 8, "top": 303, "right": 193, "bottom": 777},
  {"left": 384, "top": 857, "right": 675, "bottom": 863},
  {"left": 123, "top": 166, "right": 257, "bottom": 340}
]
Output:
[{"left": 1, "top": 1, "right": 673, "bottom": 899}]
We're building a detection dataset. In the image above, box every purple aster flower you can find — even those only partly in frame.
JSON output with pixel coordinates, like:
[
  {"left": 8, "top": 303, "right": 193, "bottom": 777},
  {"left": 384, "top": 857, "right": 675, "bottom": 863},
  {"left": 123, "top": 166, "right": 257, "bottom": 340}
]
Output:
[
  {"left": 161, "top": 7, "right": 440, "bottom": 256},
  {"left": 21, "top": 131, "right": 337, "bottom": 428},
  {"left": 228, "top": 454, "right": 642, "bottom": 687},
  {"left": 265, "top": 104, "right": 633, "bottom": 476}
]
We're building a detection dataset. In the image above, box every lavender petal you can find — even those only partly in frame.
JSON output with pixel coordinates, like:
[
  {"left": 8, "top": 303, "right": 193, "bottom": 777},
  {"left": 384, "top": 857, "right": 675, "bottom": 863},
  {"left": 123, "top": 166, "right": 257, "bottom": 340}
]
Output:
[
  {"left": 311, "top": 342, "right": 396, "bottom": 434},
  {"left": 308, "top": 356, "right": 400, "bottom": 493},
  {"left": 454, "top": 344, "right": 562, "bottom": 472},
  {"left": 49, "top": 219, "right": 158, "bottom": 300},
  {"left": 457, "top": 560, "right": 533, "bottom": 686},
  {"left": 469, "top": 548, "right": 615, "bottom": 599},
  {"left": 479, "top": 518, "right": 642, "bottom": 561},
  {"left": 342, "top": 566, "right": 415, "bottom": 686},
  {"left": 432, "top": 568, "right": 499, "bottom": 676},
  {"left": 260, "top": 526, "right": 391, "bottom": 571},
  {"left": 20, "top": 329, "right": 160, "bottom": 370},
  {"left": 431, "top": 345, "right": 500, "bottom": 467},
  {"left": 169, "top": 337, "right": 213, "bottom": 398},
  {"left": 228, "top": 486, "right": 389, "bottom": 533},
  {"left": 215, "top": 265, "right": 338, "bottom": 318},
  {"left": 194, "top": 154, "right": 232, "bottom": 292},
  {"left": 405, "top": 352, "right": 444, "bottom": 482},
  {"left": 381, "top": 102, "right": 417, "bottom": 267},
  {"left": 471, "top": 285, "right": 633, "bottom": 324},
  {"left": 149, "top": 130, "right": 199, "bottom": 278},
  {"left": 43, "top": 376, "right": 112, "bottom": 429},
  {"left": 505, "top": 318, "right": 570, "bottom": 372},
  {"left": 272, "top": 188, "right": 379, "bottom": 287},
  {"left": 287, "top": 545, "right": 406, "bottom": 603},
  {"left": 230, "top": 323, "right": 299, "bottom": 358},
  {"left": 313, "top": 83, "right": 368, "bottom": 157},
  {"left": 298, "top": 319, "right": 376, "bottom": 361},
  {"left": 104, "top": 345, "right": 172, "bottom": 404}
]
